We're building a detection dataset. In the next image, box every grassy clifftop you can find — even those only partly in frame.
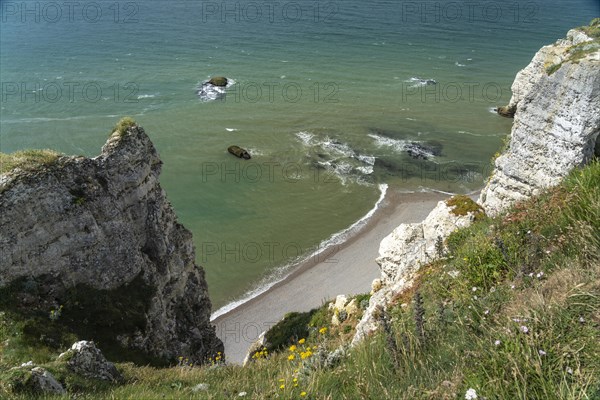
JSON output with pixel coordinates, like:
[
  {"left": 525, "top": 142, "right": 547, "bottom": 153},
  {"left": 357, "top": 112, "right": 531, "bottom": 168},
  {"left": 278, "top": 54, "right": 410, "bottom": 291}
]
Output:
[{"left": 2, "top": 159, "right": 598, "bottom": 399}]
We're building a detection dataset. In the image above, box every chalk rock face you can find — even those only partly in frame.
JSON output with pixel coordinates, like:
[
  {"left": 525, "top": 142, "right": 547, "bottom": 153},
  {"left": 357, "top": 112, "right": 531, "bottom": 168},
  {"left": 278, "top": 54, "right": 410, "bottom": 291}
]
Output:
[
  {"left": 0, "top": 126, "right": 223, "bottom": 364},
  {"left": 480, "top": 29, "right": 600, "bottom": 215},
  {"left": 378, "top": 200, "right": 476, "bottom": 285},
  {"left": 64, "top": 341, "right": 123, "bottom": 382},
  {"left": 352, "top": 199, "right": 479, "bottom": 345}
]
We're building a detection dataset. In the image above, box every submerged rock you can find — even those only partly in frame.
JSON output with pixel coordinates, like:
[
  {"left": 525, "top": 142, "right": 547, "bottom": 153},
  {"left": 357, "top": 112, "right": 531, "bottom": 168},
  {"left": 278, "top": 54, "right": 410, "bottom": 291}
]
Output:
[
  {"left": 406, "top": 141, "right": 443, "bottom": 160},
  {"left": 228, "top": 145, "right": 251, "bottom": 160}
]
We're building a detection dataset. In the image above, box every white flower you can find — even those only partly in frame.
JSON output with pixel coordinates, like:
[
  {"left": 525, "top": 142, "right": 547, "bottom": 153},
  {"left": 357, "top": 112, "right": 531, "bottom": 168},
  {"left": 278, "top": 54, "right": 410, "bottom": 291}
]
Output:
[
  {"left": 494, "top": 340, "right": 501, "bottom": 346},
  {"left": 510, "top": 285, "right": 515, "bottom": 290},
  {"left": 465, "top": 388, "right": 478, "bottom": 399},
  {"left": 536, "top": 272, "right": 544, "bottom": 278},
  {"left": 566, "top": 367, "right": 573, "bottom": 375},
  {"left": 579, "top": 316, "right": 585, "bottom": 323},
  {"left": 192, "top": 383, "right": 209, "bottom": 392},
  {"left": 538, "top": 350, "right": 546, "bottom": 356},
  {"left": 484, "top": 309, "right": 490, "bottom": 315},
  {"left": 238, "top": 392, "right": 247, "bottom": 397},
  {"left": 472, "top": 287, "right": 478, "bottom": 292},
  {"left": 520, "top": 325, "right": 529, "bottom": 334}
]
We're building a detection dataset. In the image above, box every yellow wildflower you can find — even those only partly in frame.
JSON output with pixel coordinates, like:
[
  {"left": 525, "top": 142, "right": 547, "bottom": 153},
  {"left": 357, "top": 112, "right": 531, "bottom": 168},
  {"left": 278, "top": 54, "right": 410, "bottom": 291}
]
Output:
[
  {"left": 300, "top": 392, "right": 307, "bottom": 397},
  {"left": 298, "top": 338, "right": 306, "bottom": 344},
  {"left": 289, "top": 345, "right": 297, "bottom": 352},
  {"left": 288, "top": 354, "right": 295, "bottom": 361},
  {"left": 280, "top": 384, "right": 285, "bottom": 390},
  {"left": 319, "top": 327, "right": 328, "bottom": 334}
]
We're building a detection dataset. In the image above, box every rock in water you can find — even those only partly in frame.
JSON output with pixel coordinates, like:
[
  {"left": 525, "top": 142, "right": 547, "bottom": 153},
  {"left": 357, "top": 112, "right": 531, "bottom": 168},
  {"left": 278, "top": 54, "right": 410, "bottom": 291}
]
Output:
[
  {"left": 228, "top": 145, "right": 251, "bottom": 159},
  {"left": 496, "top": 105, "right": 516, "bottom": 118},
  {"left": 0, "top": 125, "right": 223, "bottom": 365},
  {"left": 208, "top": 76, "right": 228, "bottom": 86}
]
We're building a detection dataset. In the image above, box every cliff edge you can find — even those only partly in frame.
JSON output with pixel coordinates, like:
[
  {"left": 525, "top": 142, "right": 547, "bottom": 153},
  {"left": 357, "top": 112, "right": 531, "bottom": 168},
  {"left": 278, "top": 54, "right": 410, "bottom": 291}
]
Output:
[
  {"left": 480, "top": 26, "right": 600, "bottom": 215},
  {"left": 0, "top": 123, "right": 223, "bottom": 364}
]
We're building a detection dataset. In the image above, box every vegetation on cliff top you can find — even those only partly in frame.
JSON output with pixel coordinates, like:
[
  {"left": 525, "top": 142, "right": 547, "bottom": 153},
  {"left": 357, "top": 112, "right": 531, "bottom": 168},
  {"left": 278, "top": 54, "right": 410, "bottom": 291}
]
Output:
[
  {"left": 111, "top": 117, "right": 137, "bottom": 137},
  {"left": 547, "top": 18, "right": 600, "bottom": 75},
  {"left": 0, "top": 149, "right": 62, "bottom": 175},
  {"left": 1, "top": 158, "right": 598, "bottom": 399}
]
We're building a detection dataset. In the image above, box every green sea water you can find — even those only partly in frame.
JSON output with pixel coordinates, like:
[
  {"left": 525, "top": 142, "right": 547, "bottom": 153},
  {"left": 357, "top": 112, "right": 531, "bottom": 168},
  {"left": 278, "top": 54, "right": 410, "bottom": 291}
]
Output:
[{"left": 1, "top": 0, "right": 598, "bottom": 311}]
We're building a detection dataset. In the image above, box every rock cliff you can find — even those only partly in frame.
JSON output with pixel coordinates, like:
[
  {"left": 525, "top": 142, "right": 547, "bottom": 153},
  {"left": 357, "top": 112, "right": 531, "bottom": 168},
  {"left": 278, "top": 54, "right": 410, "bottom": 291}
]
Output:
[
  {"left": 352, "top": 197, "right": 481, "bottom": 345},
  {"left": 0, "top": 124, "right": 223, "bottom": 364},
  {"left": 352, "top": 24, "right": 600, "bottom": 346},
  {"left": 480, "top": 28, "right": 600, "bottom": 215}
]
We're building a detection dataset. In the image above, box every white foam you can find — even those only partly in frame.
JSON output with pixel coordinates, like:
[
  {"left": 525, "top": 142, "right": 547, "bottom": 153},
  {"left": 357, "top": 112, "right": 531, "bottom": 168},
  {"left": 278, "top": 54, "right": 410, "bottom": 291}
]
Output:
[
  {"left": 225, "top": 128, "right": 238, "bottom": 132},
  {"left": 455, "top": 61, "right": 466, "bottom": 67},
  {"left": 356, "top": 165, "right": 374, "bottom": 175},
  {"left": 358, "top": 154, "right": 375, "bottom": 165},
  {"left": 137, "top": 94, "right": 156, "bottom": 99},
  {"left": 210, "top": 183, "right": 388, "bottom": 321},
  {"left": 368, "top": 133, "right": 408, "bottom": 152},
  {"left": 295, "top": 131, "right": 314, "bottom": 146}
]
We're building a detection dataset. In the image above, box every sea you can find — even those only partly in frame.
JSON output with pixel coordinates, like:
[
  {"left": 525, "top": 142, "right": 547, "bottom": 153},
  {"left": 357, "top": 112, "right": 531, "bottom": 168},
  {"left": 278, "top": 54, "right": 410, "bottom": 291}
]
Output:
[{"left": 1, "top": 0, "right": 598, "bottom": 312}]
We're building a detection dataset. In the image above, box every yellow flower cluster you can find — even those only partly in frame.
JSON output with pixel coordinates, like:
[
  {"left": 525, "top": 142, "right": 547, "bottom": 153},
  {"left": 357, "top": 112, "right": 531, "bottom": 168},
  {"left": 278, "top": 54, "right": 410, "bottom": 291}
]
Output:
[
  {"left": 277, "top": 337, "right": 318, "bottom": 398},
  {"left": 251, "top": 347, "right": 269, "bottom": 360},
  {"left": 288, "top": 338, "right": 315, "bottom": 361},
  {"left": 319, "top": 327, "right": 328, "bottom": 335}
]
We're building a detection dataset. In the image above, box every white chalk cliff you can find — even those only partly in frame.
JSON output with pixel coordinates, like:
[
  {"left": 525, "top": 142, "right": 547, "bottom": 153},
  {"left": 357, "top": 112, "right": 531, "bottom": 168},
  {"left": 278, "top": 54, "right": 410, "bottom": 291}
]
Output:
[
  {"left": 480, "top": 28, "right": 600, "bottom": 215},
  {"left": 353, "top": 25, "right": 600, "bottom": 345}
]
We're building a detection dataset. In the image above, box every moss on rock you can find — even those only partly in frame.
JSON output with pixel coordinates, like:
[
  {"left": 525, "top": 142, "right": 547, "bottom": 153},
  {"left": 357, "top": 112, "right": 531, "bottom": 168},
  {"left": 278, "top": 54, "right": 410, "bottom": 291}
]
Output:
[{"left": 446, "top": 195, "right": 485, "bottom": 221}]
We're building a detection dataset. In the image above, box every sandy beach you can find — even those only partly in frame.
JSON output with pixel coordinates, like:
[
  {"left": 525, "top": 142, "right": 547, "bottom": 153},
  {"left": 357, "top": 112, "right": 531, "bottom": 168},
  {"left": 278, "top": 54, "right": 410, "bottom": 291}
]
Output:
[{"left": 212, "top": 189, "right": 450, "bottom": 364}]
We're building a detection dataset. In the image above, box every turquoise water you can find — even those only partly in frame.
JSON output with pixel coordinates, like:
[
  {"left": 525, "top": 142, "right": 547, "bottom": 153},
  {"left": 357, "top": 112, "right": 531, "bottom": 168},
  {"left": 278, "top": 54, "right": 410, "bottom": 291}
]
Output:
[{"left": 1, "top": 0, "right": 598, "bottom": 309}]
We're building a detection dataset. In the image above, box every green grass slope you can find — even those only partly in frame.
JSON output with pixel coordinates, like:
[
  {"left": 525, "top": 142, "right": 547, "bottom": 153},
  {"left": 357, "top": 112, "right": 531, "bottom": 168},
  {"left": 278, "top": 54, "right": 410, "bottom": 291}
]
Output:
[{"left": 1, "top": 160, "right": 598, "bottom": 399}]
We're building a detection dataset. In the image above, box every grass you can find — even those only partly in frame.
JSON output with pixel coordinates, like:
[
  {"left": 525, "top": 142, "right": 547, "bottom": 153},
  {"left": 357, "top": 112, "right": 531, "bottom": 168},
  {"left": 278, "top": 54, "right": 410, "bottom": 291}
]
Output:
[
  {"left": 111, "top": 117, "right": 137, "bottom": 137},
  {"left": 1, "top": 161, "right": 598, "bottom": 399},
  {"left": 0, "top": 149, "right": 61, "bottom": 175},
  {"left": 546, "top": 19, "right": 600, "bottom": 75}
]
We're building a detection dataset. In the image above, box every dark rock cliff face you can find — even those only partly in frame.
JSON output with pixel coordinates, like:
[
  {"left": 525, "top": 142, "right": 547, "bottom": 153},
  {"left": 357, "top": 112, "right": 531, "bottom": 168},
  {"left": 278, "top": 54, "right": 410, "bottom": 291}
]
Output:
[{"left": 0, "top": 126, "right": 223, "bottom": 364}]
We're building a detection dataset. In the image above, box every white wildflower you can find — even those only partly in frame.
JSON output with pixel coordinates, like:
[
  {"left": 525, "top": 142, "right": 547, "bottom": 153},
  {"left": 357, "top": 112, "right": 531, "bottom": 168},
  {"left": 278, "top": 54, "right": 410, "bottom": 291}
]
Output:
[
  {"left": 494, "top": 340, "right": 501, "bottom": 346},
  {"left": 520, "top": 325, "right": 529, "bottom": 334},
  {"left": 538, "top": 350, "right": 546, "bottom": 356},
  {"left": 238, "top": 392, "right": 247, "bottom": 397},
  {"left": 465, "top": 388, "right": 478, "bottom": 399}
]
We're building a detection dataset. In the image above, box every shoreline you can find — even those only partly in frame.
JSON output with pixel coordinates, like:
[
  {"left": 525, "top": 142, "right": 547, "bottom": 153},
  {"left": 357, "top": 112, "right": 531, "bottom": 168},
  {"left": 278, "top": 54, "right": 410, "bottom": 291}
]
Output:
[
  {"left": 212, "top": 188, "right": 454, "bottom": 364},
  {"left": 210, "top": 183, "right": 390, "bottom": 321}
]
